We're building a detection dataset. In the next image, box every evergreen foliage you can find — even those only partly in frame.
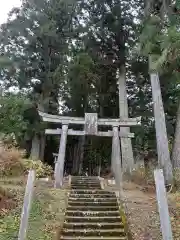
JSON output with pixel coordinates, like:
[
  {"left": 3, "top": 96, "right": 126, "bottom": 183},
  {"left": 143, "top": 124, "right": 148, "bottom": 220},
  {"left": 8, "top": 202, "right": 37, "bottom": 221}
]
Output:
[{"left": 0, "top": 0, "right": 179, "bottom": 171}]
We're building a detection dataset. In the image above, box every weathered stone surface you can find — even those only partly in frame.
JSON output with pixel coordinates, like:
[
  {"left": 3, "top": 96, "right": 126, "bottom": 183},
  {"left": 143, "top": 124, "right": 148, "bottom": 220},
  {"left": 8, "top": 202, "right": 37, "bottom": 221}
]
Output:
[
  {"left": 154, "top": 169, "right": 173, "bottom": 240},
  {"left": 60, "top": 176, "right": 127, "bottom": 239},
  {"left": 18, "top": 170, "right": 36, "bottom": 240},
  {"left": 55, "top": 124, "right": 68, "bottom": 188},
  {"left": 84, "top": 113, "right": 98, "bottom": 135},
  {"left": 38, "top": 110, "right": 141, "bottom": 126},
  {"left": 150, "top": 73, "right": 173, "bottom": 183}
]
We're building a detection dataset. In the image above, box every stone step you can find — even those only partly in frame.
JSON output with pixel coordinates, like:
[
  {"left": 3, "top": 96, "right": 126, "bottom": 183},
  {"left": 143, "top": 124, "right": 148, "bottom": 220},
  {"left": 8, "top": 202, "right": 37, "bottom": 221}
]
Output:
[
  {"left": 69, "top": 195, "right": 116, "bottom": 200},
  {"left": 71, "top": 186, "right": 101, "bottom": 188},
  {"left": 63, "top": 222, "right": 124, "bottom": 230},
  {"left": 71, "top": 186, "right": 101, "bottom": 190},
  {"left": 69, "top": 194, "right": 115, "bottom": 199},
  {"left": 66, "top": 210, "right": 120, "bottom": 217},
  {"left": 72, "top": 184, "right": 101, "bottom": 187},
  {"left": 70, "top": 191, "right": 115, "bottom": 195},
  {"left": 71, "top": 190, "right": 113, "bottom": 195},
  {"left": 72, "top": 180, "right": 100, "bottom": 182},
  {"left": 67, "top": 206, "right": 119, "bottom": 211},
  {"left": 71, "top": 182, "right": 101, "bottom": 185},
  {"left": 68, "top": 197, "right": 117, "bottom": 203},
  {"left": 62, "top": 228, "right": 125, "bottom": 238},
  {"left": 62, "top": 228, "right": 126, "bottom": 237},
  {"left": 71, "top": 183, "right": 101, "bottom": 186},
  {"left": 68, "top": 201, "right": 118, "bottom": 207},
  {"left": 72, "top": 180, "right": 100, "bottom": 183},
  {"left": 72, "top": 178, "right": 100, "bottom": 181},
  {"left": 61, "top": 237, "right": 127, "bottom": 240},
  {"left": 71, "top": 179, "right": 99, "bottom": 183},
  {"left": 65, "top": 216, "right": 122, "bottom": 223},
  {"left": 60, "top": 176, "right": 128, "bottom": 240},
  {"left": 72, "top": 176, "right": 98, "bottom": 179}
]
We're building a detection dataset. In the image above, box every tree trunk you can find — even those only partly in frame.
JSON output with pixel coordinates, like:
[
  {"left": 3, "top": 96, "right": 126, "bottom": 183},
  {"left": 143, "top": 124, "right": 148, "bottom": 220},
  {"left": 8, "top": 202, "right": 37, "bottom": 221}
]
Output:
[
  {"left": 78, "top": 134, "right": 86, "bottom": 175},
  {"left": 150, "top": 72, "right": 173, "bottom": 184},
  {"left": 37, "top": 102, "right": 46, "bottom": 161},
  {"left": 172, "top": 100, "right": 180, "bottom": 168},
  {"left": 39, "top": 134, "right": 46, "bottom": 161},
  {"left": 119, "top": 66, "right": 134, "bottom": 173},
  {"left": 72, "top": 143, "right": 79, "bottom": 174},
  {"left": 78, "top": 98, "right": 88, "bottom": 175},
  {"left": 30, "top": 134, "right": 40, "bottom": 160}
]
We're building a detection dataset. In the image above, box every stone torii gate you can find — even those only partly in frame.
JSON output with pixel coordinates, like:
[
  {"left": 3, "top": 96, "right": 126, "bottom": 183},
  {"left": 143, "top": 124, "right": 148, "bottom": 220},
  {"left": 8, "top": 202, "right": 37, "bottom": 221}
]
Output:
[{"left": 38, "top": 111, "right": 141, "bottom": 188}]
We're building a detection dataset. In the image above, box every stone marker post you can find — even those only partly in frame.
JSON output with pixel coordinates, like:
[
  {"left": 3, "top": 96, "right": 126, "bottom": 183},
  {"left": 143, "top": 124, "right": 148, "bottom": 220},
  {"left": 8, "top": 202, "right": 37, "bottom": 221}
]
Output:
[
  {"left": 154, "top": 169, "right": 173, "bottom": 240},
  {"left": 18, "top": 170, "right": 35, "bottom": 240},
  {"left": 151, "top": 72, "right": 173, "bottom": 184}
]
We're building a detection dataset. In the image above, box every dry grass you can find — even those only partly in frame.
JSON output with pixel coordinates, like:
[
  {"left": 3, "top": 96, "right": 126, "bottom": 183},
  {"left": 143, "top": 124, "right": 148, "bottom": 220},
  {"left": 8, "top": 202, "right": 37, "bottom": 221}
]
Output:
[
  {"left": 0, "top": 178, "right": 68, "bottom": 240},
  {"left": 0, "top": 144, "right": 67, "bottom": 240},
  {"left": 26, "top": 184, "right": 68, "bottom": 240},
  {"left": 0, "top": 144, "right": 53, "bottom": 178},
  {"left": 128, "top": 166, "right": 155, "bottom": 186},
  {"left": 0, "top": 145, "right": 25, "bottom": 177}
]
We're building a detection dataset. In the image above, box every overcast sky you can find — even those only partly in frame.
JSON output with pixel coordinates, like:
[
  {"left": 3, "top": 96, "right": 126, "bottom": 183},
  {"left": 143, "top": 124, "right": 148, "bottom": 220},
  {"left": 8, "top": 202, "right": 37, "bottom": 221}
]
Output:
[{"left": 0, "top": 0, "right": 21, "bottom": 24}]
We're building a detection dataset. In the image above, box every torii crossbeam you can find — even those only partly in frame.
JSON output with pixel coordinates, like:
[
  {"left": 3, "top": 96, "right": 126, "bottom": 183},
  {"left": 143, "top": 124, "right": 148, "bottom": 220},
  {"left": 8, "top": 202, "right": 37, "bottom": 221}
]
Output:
[{"left": 39, "top": 111, "right": 141, "bottom": 127}]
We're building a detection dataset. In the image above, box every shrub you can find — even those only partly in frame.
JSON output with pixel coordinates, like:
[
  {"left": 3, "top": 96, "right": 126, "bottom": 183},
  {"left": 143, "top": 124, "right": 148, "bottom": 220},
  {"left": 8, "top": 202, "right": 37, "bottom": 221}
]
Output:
[
  {"left": 0, "top": 145, "right": 53, "bottom": 178},
  {"left": 0, "top": 145, "right": 25, "bottom": 177},
  {"left": 23, "top": 159, "right": 53, "bottom": 178}
]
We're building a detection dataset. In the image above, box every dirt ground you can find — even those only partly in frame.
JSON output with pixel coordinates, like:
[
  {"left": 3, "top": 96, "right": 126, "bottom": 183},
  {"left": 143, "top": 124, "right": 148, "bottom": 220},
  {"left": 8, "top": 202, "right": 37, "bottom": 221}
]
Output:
[
  {"left": 116, "top": 181, "right": 180, "bottom": 240},
  {"left": 122, "top": 182, "right": 161, "bottom": 240}
]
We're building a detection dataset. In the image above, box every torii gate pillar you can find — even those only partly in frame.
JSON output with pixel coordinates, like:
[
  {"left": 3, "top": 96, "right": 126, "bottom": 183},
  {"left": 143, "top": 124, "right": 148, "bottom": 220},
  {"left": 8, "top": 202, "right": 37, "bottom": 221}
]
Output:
[
  {"left": 111, "top": 126, "right": 122, "bottom": 190},
  {"left": 55, "top": 124, "right": 68, "bottom": 188}
]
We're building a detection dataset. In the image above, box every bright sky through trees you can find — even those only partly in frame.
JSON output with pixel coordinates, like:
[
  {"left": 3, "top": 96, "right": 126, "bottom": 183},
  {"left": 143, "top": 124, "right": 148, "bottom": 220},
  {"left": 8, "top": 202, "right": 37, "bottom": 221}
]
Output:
[{"left": 0, "top": 0, "right": 21, "bottom": 24}]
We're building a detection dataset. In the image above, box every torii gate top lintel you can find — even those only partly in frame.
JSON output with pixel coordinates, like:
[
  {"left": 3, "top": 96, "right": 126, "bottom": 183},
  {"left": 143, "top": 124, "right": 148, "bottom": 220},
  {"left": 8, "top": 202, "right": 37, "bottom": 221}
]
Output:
[{"left": 38, "top": 111, "right": 141, "bottom": 128}]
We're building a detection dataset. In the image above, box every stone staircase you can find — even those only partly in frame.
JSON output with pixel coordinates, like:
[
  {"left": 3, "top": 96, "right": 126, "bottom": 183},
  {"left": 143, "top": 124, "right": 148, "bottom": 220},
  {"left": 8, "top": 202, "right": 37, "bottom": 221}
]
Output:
[{"left": 60, "top": 176, "right": 128, "bottom": 240}]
